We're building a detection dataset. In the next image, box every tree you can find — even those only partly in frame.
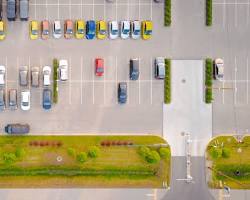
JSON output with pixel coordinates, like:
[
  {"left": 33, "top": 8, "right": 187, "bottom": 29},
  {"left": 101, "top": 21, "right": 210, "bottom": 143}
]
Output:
[
  {"left": 222, "top": 148, "right": 231, "bottom": 158},
  {"left": 159, "top": 147, "right": 170, "bottom": 159},
  {"left": 77, "top": 152, "right": 87, "bottom": 163},
  {"left": 138, "top": 146, "right": 151, "bottom": 158},
  {"left": 209, "top": 147, "right": 222, "bottom": 160},
  {"left": 88, "top": 146, "right": 100, "bottom": 158},
  {"left": 67, "top": 147, "right": 76, "bottom": 157},
  {"left": 3, "top": 153, "right": 16, "bottom": 165},
  {"left": 15, "top": 148, "right": 26, "bottom": 158},
  {"left": 146, "top": 150, "right": 161, "bottom": 164}
]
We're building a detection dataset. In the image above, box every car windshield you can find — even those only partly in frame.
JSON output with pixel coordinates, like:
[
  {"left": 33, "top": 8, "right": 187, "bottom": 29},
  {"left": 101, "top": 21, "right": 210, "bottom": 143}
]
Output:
[
  {"left": 32, "top": 30, "right": 38, "bottom": 35},
  {"left": 145, "top": 29, "right": 152, "bottom": 35},
  {"left": 100, "top": 29, "right": 106, "bottom": 35},
  {"left": 123, "top": 26, "right": 129, "bottom": 34},
  {"left": 78, "top": 29, "right": 84, "bottom": 34},
  {"left": 97, "top": 67, "right": 104, "bottom": 73},
  {"left": 66, "top": 29, "right": 73, "bottom": 34},
  {"left": 43, "top": 30, "right": 49, "bottom": 35},
  {"left": 0, "top": 31, "right": 4, "bottom": 35},
  {"left": 22, "top": 102, "right": 28, "bottom": 106}
]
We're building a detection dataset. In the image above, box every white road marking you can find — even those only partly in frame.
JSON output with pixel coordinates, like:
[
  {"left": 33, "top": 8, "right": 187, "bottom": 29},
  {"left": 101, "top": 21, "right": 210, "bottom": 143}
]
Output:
[
  {"left": 46, "top": 0, "right": 48, "bottom": 20},
  {"left": 223, "top": 0, "right": 226, "bottom": 28},
  {"left": 35, "top": 0, "right": 37, "bottom": 20},
  {"left": 81, "top": 0, "right": 83, "bottom": 19},
  {"left": 116, "top": 56, "right": 118, "bottom": 104},
  {"left": 92, "top": 59, "right": 95, "bottom": 104},
  {"left": 150, "top": 0, "right": 153, "bottom": 21},
  {"left": 104, "top": 59, "right": 106, "bottom": 105},
  {"left": 151, "top": 57, "right": 153, "bottom": 105},
  {"left": 115, "top": 0, "right": 118, "bottom": 21},
  {"left": 92, "top": 0, "right": 95, "bottom": 19},
  {"left": 139, "top": 0, "right": 140, "bottom": 20},
  {"left": 69, "top": 0, "right": 72, "bottom": 19},
  {"left": 5, "top": 56, "right": 7, "bottom": 103},
  {"left": 138, "top": 58, "right": 141, "bottom": 105},
  {"left": 104, "top": 0, "right": 106, "bottom": 21},
  {"left": 247, "top": 0, "right": 250, "bottom": 26},
  {"left": 80, "top": 56, "right": 83, "bottom": 105},
  {"left": 57, "top": 0, "right": 60, "bottom": 19},
  {"left": 247, "top": 57, "right": 249, "bottom": 104},
  {"left": 127, "top": 0, "right": 130, "bottom": 19},
  {"left": 69, "top": 57, "right": 72, "bottom": 105},
  {"left": 39, "top": 57, "right": 43, "bottom": 105},
  {"left": 222, "top": 79, "right": 225, "bottom": 104},
  {"left": 234, "top": 56, "right": 237, "bottom": 105}
]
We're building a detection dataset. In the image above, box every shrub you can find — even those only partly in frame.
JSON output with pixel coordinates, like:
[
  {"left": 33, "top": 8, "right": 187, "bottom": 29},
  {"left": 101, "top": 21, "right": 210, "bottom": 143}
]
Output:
[
  {"left": 209, "top": 147, "right": 222, "bottom": 160},
  {"left": 222, "top": 148, "right": 231, "bottom": 158},
  {"left": 159, "top": 147, "right": 170, "bottom": 159},
  {"left": 164, "top": 0, "right": 171, "bottom": 26},
  {"left": 206, "top": 0, "right": 212, "bottom": 26},
  {"left": 164, "top": 59, "right": 171, "bottom": 104},
  {"left": 67, "top": 147, "right": 76, "bottom": 157},
  {"left": 53, "top": 58, "right": 59, "bottom": 104},
  {"left": 138, "top": 146, "right": 151, "bottom": 158},
  {"left": 15, "top": 148, "right": 25, "bottom": 158},
  {"left": 88, "top": 146, "right": 100, "bottom": 158},
  {"left": 3, "top": 153, "right": 16, "bottom": 165},
  {"left": 205, "top": 58, "right": 213, "bottom": 103},
  {"left": 146, "top": 150, "right": 161, "bottom": 164},
  {"left": 77, "top": 152, "right": 87, "bottom": 163}
]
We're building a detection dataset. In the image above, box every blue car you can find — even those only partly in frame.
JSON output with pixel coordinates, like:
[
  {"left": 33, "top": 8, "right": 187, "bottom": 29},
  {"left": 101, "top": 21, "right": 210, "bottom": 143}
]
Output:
[
  {"left": 86, "top": 20, "right": 96, "bottom": 40},
  {"left": 43, "top": 89, "right": 52, "bottom": 110}
]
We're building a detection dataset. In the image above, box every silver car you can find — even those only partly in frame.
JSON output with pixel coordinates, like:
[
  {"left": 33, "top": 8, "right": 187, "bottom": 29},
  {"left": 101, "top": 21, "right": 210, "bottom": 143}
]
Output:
[
  {"left": 9, "top": 89, "right": 17, "bottom": 110},
  {"left": 19, "top": 66, "right": 28, "bottom": 86},
  {"left": 155, "top": 57, "right": 165, "bottom": 79},
  {"left": 0, "top": 89, "right": 5, "bottom": 111},
  {"left": 0, "top": 65, "right": 6, "bottom": 86},
  {"left": 31, "top": 67, "right": 39, "bottom": 87}
]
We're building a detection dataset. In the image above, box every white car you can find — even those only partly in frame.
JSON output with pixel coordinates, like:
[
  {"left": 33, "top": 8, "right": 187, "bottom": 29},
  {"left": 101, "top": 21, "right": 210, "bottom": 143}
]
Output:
[
  {"left": 120, "top": 20, "right": 130, "bottom": 39},
  {"left": 0, "top": 65, "right": 5, "bottom": 86},
  {"left": 131, "top": 20, "right": 141, "bottom": 39},
  {"left": 109, "top": 21, "right": 118, "bottom": 39},
  {"left": 21, "top": 90, "right": 30, "bottom": 111},
  {"left": 59, "top": 59, "right": 68, "bottom": 81},
  {"left": 43, "top": 66, "right": 51, "bottom": 86},
  {"left": 53, "top": 20, "right": 62, "bottom": 39},
  {"left": 214, "top": 58, "right": 224, "bottom": 81}
]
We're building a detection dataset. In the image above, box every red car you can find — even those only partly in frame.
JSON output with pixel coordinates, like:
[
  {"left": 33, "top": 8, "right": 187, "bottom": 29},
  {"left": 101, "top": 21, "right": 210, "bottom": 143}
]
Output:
[{"left": 95, "top": 58, "right": 104, "bottom": 76}]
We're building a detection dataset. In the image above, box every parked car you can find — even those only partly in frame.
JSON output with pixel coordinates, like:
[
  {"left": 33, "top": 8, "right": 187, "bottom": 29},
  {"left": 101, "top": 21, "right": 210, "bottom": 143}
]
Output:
[
  {"left": 21, "top": 90, "right": 30, "bottom": 111},
  {"left": 8, "top": 89, "right": 17, "bottom": 110},
  {"left": 7, "top": 0, "right": 16, "bottom": 21},
  {"left": 120, "top": 20, "right": 130, "bottom": 39},
  {"left": 118, "top": 82, "right": 127, "bottom": 104},
  {"left": 0, "top": 89, "right": 5, "bottom": 111},
  {"left": 29, "top": 20, "right": 39, "bottom": 40},
  {"left": 214, "top": 58, "right": 224, "bottom": 81},
  {"left": 19, "top": 66, "right": 28, "bottom": 86},
  {"left": 43, "top": 88, "right": 52, "bottom": 110},
  {"left": 96, "top": 20, "right": 107, "bottom": 39},
  {"left": 5, "top": 123, "right": 30, "bottom": 134},
  {"left": 0, "top": 65, "right": 5, "bottom": 86},
  {"left": 142, "top": 20, "right": 152, "bottom": 40},
  {"left": 154, "top": 0, "right": 163, "bottom": 2},
  {"left": 75, "top": 20, "right": 85, "bottom": 39},
  {"left": 0, "top": 0, "right": 2, "bottom": 20},
  {"left": 86, "top": 20, "right": 96, "bottom": 40},
  {"left": 131, "top": 20, "right": 141, "bottom": 39},
  {"left": 20, "top": 0, "right": 29, "bottom": 21},
  {"left": 43, "top": 66, "right": 51, "bottom": 86},
  {"left": 53, "top": 20, "right": 62, "bottom": 39},
  {"left": 41, "top": 20, "right": 49, "bottom": 39},
  {"left": 59, "top": 59, "right": 68, "bottom": 81},
  {"left": 109, "top": 21, "right": 118, "bottom": 39},
  {"left": 64, "top": 19, "right": 73, "bottom": 39},
  {"left": 0, "top": 21, "right": 6, "bottom": 40},
  {"left": 95, "top": 58, "right": 104, "bottom": 76},
  {"left": 31, "top": 67, "right": 39, "bottom": 87},
  {"left": 155, "top": 57, "right": 165, "bottom": 79},
  {"left": 130, "top": 58, "right": 139, "bottom": 80}
]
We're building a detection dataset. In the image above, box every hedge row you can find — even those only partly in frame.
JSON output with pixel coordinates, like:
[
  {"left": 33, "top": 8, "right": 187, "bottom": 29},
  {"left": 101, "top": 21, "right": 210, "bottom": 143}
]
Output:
[
  {"left": 205, "top": 58, "right": 213, "bottom": 103},
  {"left": 53, "top": 59, "right": 59, "bottom": 104},
  {"left": 164, "top": 59, "right": 171, "bottom": 104},
  {"left": 164, "top": 0, "right": 171, "bottom": 26},
  {"left": 206, "top": 0, "right": 212, "bottom": 26}
]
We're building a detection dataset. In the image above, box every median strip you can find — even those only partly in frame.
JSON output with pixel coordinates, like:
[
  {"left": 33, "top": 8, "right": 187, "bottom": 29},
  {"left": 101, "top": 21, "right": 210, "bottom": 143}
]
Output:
[
  {"left": 206, "top": 0, "right": 212, "bottom": 26},
  {"left": 205, "top": 58, "right": 213, "bottom": 103},
  {"left": 164, "top": 0, "right": 172, "bottom": 26},
  {"left": 164, "top": 59, "right": 171, "bottom": 104},
  {"left": 53, "top": 58, "right": 59, "bottom": 104}
]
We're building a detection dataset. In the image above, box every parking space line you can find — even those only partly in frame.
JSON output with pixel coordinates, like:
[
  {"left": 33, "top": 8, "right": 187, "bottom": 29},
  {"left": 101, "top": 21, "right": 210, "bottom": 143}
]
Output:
[
  {"left": 81, "top": 0, "right": 83, "bottom": 19},
  {"left": 116, "top": 56, "right": 118, "bottom": 104},
  {"left": 92, "top": 58, "right": 95, "bottom": 104},
  {"left": 39, "top": 58, "right": 42, "bottom": 106},
  {"left": 139, "top": 0, "right": 140, "bottom": 20},
  {"left": 104, "top": 0, "right": 106, "bottom": 21},
  {"left": 17, "top": 57, "right": 19, "bottom": 89},
  {"left": 138, "top": 58, "right": 141, "bottom": 105},
  {"left": 46, "top": 0, "right": 48, "bottom": 20},
  {"left": 69, "top": 0, "right": 71, "bottom": 19},
  {"left": 80, "top": 56, "right": 83, "bottom": 105},
  {"left": 234, "top": 56, "right": 237, "bottom": 105},
  {"left": 57, "top": 0, "right": 60, "bottom": 19},
  {"left": 128, "top": 0, "right": 130, "bottom": 19},
  {"left": 69, "top": 57, "right": 72, "bottom": 105},
  {"left": 5, "top": 56, "right": 7, "bottom": 103},
  {"left": 223, "top": 0, "right": 226, "bottom": 28},
  {"left": 222, "top": 80, "right": 225, "bottom": 104},
  {"left": 150, "top": 0, "right": 153, "bottom": 20},
  {"left": 92, "top": 0, "right": 95, "bottom": 19},
  {"left": 247, "top": 0, "right": 250, "bottom": 26},
  {"left": 150, "top": 57, "right": 153, "bottom": 105},
  {"left": 247, "top": 57, "right": 249, "bottom": 104},
  {"left": 35, "top": 0, "right": 37, "bottom": 20},
  {"left": 115, "top": 0, "right": 117, "bottom": 21},
  {"left": 28, "top": 56, "right": 31, "bottom": 90},
  {"left": 104, "top": 59, "right": 106, "bottom": 105}
]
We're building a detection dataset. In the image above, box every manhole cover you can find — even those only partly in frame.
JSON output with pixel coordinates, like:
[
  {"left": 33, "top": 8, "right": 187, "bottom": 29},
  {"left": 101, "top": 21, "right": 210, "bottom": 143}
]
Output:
[
  {"left": 57, "top": 156, "right": 63, "bottom": 162},
  {"left": 182, "top": 79, "right": 186, "bottom": 83}
]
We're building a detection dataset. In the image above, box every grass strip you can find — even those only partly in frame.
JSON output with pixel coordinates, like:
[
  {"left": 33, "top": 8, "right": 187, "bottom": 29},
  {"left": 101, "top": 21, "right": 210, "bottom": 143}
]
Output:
[
  {"left": 164, "top": 0, "right": 171, "bottom": 26},
  {"left": 53, "top": 58, "right": 59, "bottom": 104},
  {"left": 206, "top": 0, "right": 212, "bottom": 26},
  {"left": 205, "top": 58, "right": 213, "bottom": 103},
  {"left": 164, "top": 59, "right": 171, "bottom": 104}
]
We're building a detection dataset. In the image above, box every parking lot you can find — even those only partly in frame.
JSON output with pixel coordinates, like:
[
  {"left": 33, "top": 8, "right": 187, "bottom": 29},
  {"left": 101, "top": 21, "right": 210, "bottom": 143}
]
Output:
[{"left": 0, "top": 0, "right": 165, "bottom": 134}]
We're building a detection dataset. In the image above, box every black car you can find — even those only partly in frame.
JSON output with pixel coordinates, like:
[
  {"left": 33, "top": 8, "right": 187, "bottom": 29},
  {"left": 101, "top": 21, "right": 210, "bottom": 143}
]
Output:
[
  {"left": 118, "top": 82, "right": 127, "bottom": 104},
  {"left": 43, "top": 88, "right": 52, "bottom": 110},
  {"left": 129, "top": 58, "right": 139, "bottom": 80},
  {"left": 5, "top": 123, "right": 30, "bottom": 134}
]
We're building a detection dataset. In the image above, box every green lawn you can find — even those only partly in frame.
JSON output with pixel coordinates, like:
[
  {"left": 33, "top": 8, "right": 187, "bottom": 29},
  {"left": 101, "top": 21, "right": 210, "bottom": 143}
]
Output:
[
  {"left": 206, "top": 136, "right": 250, "bottom": 189},
  {"left": 0, "top": 135, "right": 170, "bottom": 188}
]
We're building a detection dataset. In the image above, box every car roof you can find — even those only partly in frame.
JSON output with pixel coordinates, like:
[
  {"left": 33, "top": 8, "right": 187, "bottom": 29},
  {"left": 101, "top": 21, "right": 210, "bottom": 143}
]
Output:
[
  {"left": 0, "top": 22, "right": 4, "bottom": 30},
  {"left": 31, "top": 21, "right": 38, "bottom": 29},
  {"left": 77, "top": 20, "right": 84, "bottom": 28},
  {"left": 145, "top": 21, "right": 152, "bottom": 29}
]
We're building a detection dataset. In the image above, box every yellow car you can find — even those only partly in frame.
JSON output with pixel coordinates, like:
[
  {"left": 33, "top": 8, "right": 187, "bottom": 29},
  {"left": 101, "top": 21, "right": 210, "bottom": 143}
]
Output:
[
  {"left": 30, "top": 20, "right": 39, "bottom": 40},
  {"left": 96, "top": 20, "right": 107, "bottom": 39},
  {"left": 75, "top": 20, "right": 85, "bottom": 39},
  {"left": 142, "top": 20, "right": 153, "bottom": 40},
  {"left": 0, "top": 21, "right": 6, "bottom": 40}
]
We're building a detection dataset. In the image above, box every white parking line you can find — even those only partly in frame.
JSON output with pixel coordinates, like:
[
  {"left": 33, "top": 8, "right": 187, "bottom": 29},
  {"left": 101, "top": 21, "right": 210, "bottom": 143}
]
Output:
[
  {"left": 247, "top": 0, "right": 250, "bottom": 26},
  {"left": 46, "top": 0, "right": 48, "bottom": 20},
  {"left": 115, "top": 0, "right": 118, "bottom": 21},
  {"left": 104, "top": 59, "right": 106, "bottom": 105},
  {"left": 69, "top": 57, "right": 72, "bottom": 105},
  {"left": 139, "top": 0, "right": 140, "bottom": 20},
  {"left": 35, "top": 0, "right": 37, "bottom": 20},
  {"left": 116, "top": 56, "right": 118, "bottom": 104},
  {"left": 222, "top": 80, "right": 225, "bottom": 104},
  {"left": 104, "top": 0, "right": 106, "bottom": 21},
  {"left": 39, "top": 58, "right": 42, "bottom": 105},
  {"left": 16, "top": 57, "right": 19, "bottom": 89},
  {"left": 69, "top": 0, "right": 72, "bottom": 19},
  {"left": 57, "top": 0, "right": 60, "bottom": 19},
  {"left": 150, "top": 57, "right": 153, "bottom": 105},
  {"left": 127, "top": 0, "right": 130, "bottom": 19},
  {"left": 80, "top": 56, "right": 83, "bottom": 105},
  {"left": 5, "top": 56, "right": 7, "bottom": 103},
  {"left": 93, "top": 0, "right": 95, "bottom": 19},
  {"left": 234, "top": 56, "right": 237, "bottom": 105},
  {"left": 138, "top": 58, "right": 141, "bottom": 105},
  {"left": 92, "top": 59, "right": 95, "bottom": 104},
  {"left": 223, "top": 0, "right": 226, "bottom": 28},
  {"left": 150, "top": 0, "right": 153, "bottom": 20},
  {"left": 247, "top": 57, "right": 249, "bottom": 104},
  {"left": 81, "top": 0, "right": 83, "bottom": 19}
]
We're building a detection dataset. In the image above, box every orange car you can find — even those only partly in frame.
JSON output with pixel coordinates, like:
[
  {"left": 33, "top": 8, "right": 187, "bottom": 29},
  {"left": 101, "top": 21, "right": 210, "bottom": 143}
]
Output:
[
  {"left": 64, "top": 20, "right": 73, "bottom": 39},
  {"left": 41, "top": 20, "right": 49, "bottom": 39}
]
